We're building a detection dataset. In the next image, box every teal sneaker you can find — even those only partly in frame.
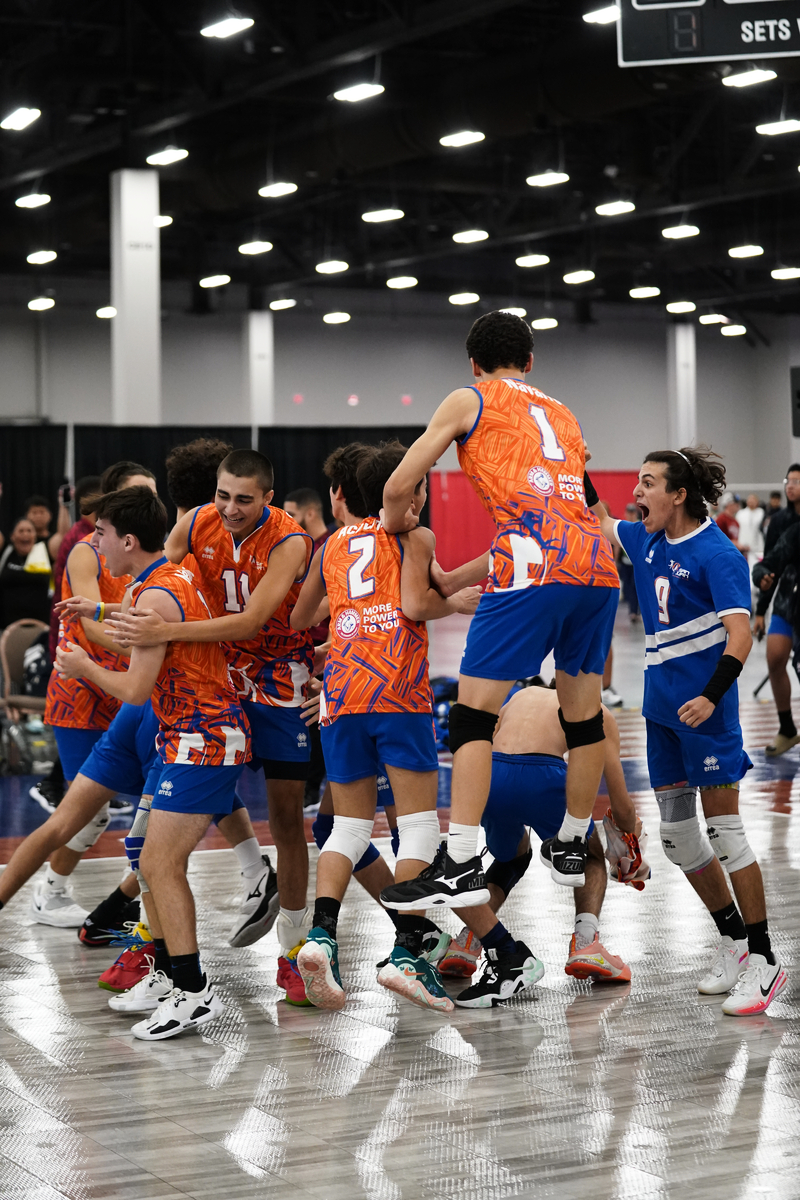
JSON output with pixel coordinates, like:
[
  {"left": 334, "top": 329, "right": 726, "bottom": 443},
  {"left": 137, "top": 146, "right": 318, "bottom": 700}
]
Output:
[
  {"left": 296, "top": 927, "right": 345, "bottom": 1011},
  {"left": 377, "top": 945, "right": 454, "bottom": 1013},
  {"left": 420, "top": 924, "right": 452, "bottom": 966}
]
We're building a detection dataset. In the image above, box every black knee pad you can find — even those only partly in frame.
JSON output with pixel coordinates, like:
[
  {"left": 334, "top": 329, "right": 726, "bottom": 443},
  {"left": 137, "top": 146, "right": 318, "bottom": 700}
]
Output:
[
  {"left": 558, "top": 707, "right": 604, "bottom": 749},
  {"left": 485, "top": 847, "right": 533, "bottom": 899},
  {"left": 447, "top": 703, "right": 498, "bottom": 754}
]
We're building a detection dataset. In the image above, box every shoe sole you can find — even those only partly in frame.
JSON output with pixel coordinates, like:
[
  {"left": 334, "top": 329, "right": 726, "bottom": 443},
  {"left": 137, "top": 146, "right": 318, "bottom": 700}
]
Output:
[
  {"left": 722, "top": 971, "right": 788, "bottom": 1016},
  {"left": 109, "top": 995, "right": 165, "bottom": 1013},
  {"left": 228, "top": 890, "right": 281, "bottom": 948},
  {"left": 565, "top": 958, "right": 631, "bottom": 984},
  {"left": 439, "top": 958, "right": 478, "bottom": 978},
  {"left": 455, "top": 960, "right": 545, "bottom": 1009},
  {"left": 99, "top": 978, "right": 148, "bottom": 993},
  {"left": 296, "top": 943, "right": 346, "bottom": 1011},
  {"left": 29, "top": 792, "right": 57, "bottom": 813},
  {"left": 539, "top": 850, "right": 585, "bottom": 889},
  {"left": 132, "top": 999, "right": 224, "bottom": 1040},
  {"left": 377, "top": 963, "right": 455, "bottom": 1013},
  {"left": 78, "top": 932, "right": 117, "bottom": 946},
  {"left": 386, "top": 887, "right": 491, "bottom": 912},
  {"left": 30, "top": 910, "right": 88, "bottom": 928}
]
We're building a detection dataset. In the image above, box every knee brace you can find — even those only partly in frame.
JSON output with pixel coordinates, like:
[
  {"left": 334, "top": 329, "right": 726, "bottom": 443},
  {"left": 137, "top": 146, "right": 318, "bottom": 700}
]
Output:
[
  {"left": 486, "top": 847, "right": 533, "bottom": 899},
  {"left": 124, "top": 796, "right": 152, "bottom": 888},
  {"left": 320, "top": 815, "right": 374, "bottom": 868},
  {"left": 66, "top": 802, "right": 110, "bottom": 853},
  {"left": 706, "top": 814, "right": 756, "bottom": 874},
  {"left": 558, "top": 708, "right": 604, "bottom": 749},
  {"left": 312, "top": 811, "right": 334, "bottom": 850},
  {"left": 354, "top": 841, "right": 380, "bottom": 873},
  {"left": 395, "top": 811, "right": 441, "bottom": 863},
  {"left": 447, "top": 703, "right": 497, "bottom": 754},
  {"left": 656, "top": 786, "right": 713, "bottom": 874}
]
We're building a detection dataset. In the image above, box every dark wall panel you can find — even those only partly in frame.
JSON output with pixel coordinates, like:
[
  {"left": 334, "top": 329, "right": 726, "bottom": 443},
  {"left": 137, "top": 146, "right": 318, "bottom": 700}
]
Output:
[{"left": 0, "top": 424, "right": 67, "bottom": 537}]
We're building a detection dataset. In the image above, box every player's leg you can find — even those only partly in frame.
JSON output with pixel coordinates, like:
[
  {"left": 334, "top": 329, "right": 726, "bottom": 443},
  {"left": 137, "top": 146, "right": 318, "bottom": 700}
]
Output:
[
  {"left": 312, "top": 785, "right": 398, "bottom": 907},
  {"left": 765, "top": 626, "right": 797, "bottom": 755},
  {"left": 565, "top": 832, "right": 631, "bottom": 983},
  {"left": 216, "top": 798, "right": 279, "bottom": 948}
]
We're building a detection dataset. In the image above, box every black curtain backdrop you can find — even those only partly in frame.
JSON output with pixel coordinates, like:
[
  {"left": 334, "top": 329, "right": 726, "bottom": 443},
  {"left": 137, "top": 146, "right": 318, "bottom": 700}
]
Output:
[{"left": 0, "top": 424, "right": 67, "bottom": 537}]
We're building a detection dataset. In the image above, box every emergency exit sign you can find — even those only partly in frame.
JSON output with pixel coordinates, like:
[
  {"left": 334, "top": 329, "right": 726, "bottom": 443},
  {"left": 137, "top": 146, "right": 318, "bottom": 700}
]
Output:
[{"left": 618, "top": 0, "right": 800, "bottom": 67}]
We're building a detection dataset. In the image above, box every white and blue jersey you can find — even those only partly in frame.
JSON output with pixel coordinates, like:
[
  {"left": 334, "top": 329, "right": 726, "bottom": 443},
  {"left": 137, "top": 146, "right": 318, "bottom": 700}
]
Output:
[{"left": 615, "top": 518, "right": 751, "bottom": 735}]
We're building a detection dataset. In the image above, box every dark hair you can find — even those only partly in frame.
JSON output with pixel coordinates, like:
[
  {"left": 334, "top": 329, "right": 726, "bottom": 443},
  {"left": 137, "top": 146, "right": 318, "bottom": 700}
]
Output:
[
  {"left": 100, "top": 461, "right": 156, "bottom": 493},
  {"left": 24, "top": 494, "right": 50, "bottom": 511},
  {"left": 323, "top": 443, "right": 372, "bottom": 519},
  {"left": 284, "top": 487, "right": 322, "bottom": 513},
  {"left": 465, "top": 311, "right": 534, "bottom": 374},
  {"left": 771, "top": 490, "right": 784, "bottom": 501},
  {"left": 75, "top": 476, "right": 101, "bottom": 508},
  {"left": 357, "top": 440, "right": 411, "bottom": 516},
  {"left": 93, "top": 486, "right": 168, "bottom": 553},
  {"left": 643, "top": 446, "right": 726, "bottom": 521},
  {"left": 166, "top": 438, "right": 233, "bottom": 510},
  {"left": 12, "top": 516, "right": 36, "bottom": 533},
  {"left": 218, "top": 449, "right": 274, "bottom": 492}
]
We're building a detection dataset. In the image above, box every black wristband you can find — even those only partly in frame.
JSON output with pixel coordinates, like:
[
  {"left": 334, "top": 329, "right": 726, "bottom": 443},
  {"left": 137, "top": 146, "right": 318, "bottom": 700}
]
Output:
[
  {"left": 701, "top": 654, "right": 743, "bottom": 707},
  {"left": 584, "top": 471, "right": 599, "bottom": 508}
]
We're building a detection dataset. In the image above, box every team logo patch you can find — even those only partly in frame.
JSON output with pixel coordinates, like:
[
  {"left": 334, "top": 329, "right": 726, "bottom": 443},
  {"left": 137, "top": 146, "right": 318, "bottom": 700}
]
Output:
[
  {"left": 703, "top": 756, "right": 719, "bottom": 771},
  {"left": 335, "top": 608, "right": 361, "bottom": 640},
  {"left": 527, "top": 466, "right": 555, "bottom": 497},
  {"left": 158, "top": 780, "right": 174, "bottom": 795},
  {"left": 297, "top": 732, "right": 308, "bottom": 747},
  {"left": 669, "top": 559, "right": 690, "bottom": 579}
]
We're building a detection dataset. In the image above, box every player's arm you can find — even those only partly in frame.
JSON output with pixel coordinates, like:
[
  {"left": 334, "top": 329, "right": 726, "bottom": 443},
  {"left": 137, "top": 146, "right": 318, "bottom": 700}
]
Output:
[
  {"left": 60, "top": 542, "right": 128, "bottom": 656},
  {"left": 601, "top": 707, "right": 637, "bottom": 834},
  {"left": 677, "top": 612, "right": 752, "bottom": 728},
  {"left": 752, "top": 524, "right": 797, "bottom": 595},
  {"left": 164, "top": 508, "right": 196, "bottom": 564},
  {"left": 400, "top": 527, "right": 482, "bottom": 621},
  {"left": 590, "top": 500, "right": 620, "bottom": 548},
  {"left": 291, "top": 546, "right": 327, "bottom": 630},
  {"left": 381, "top": 388, "right": 480, "bottom": 533},
  {"left": 430, "top": 551, "right": 491, "bottom": 597}
]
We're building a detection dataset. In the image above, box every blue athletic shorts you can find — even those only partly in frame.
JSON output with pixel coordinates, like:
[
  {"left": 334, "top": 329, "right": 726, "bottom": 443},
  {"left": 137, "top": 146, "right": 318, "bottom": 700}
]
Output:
[
  {"left": 150, "top": 762, "right": 245, "bottom": 815},
  {"left": 461, "top": 583, "right": 619, "bottom": 681},
  {"left": 482, "top": 752, "right": 594, "bottom": 861},
  {"left": 243, "top": 700, "right": 311, "bottom": 779},
  {"left": 80, "top": 701, "right": 160, "bottom": 797},
  {"left": 769, "top": 613, "right": 793, "bottom": 639},
  {"left": 320, "top": 712, "right": 439, "bottom": 783},
  {"left": 52, "top": 726, "right": 104, "bottom": 782},
  {"left": 377, "top": 768, "right": 396, "bottom": 809},
  {"left": 645, "top": 719, "right": 753, "bottom": 789}
]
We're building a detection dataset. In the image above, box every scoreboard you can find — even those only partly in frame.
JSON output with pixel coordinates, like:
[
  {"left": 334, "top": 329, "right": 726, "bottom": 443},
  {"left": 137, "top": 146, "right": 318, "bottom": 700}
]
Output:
[{"left": 618, "top": 0, "right": 800, "bottom": 67}]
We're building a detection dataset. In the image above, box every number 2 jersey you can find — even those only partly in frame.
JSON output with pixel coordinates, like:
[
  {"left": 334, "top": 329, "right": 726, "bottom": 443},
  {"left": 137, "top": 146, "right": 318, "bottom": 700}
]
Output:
[
  {"left": 187, "top": 503, "right": 314, "bottom": 707},
  {"left": 615, "top": 518, "right": 751, "bottom": 734},
  {"left": 319, "top": 517, "right": 432, "bottom": 723},
  {"left": 456, "top": 377, "right": 618, "bottom": 593}
]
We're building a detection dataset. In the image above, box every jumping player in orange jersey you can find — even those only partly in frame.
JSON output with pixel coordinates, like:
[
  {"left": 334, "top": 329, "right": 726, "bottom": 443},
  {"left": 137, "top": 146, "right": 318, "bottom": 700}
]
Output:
[
  {"left": 55, "top": 486, "right": 251, "bottom": 1042},
  {"left": 380, "top": 311, "right": 620, "bottom": 913}
]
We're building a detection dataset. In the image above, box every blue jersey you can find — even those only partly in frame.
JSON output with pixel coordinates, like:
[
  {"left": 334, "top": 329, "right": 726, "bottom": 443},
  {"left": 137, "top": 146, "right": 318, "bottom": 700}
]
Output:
[{"left": 615, "top": 518, "right": 751, "bottom": 733}]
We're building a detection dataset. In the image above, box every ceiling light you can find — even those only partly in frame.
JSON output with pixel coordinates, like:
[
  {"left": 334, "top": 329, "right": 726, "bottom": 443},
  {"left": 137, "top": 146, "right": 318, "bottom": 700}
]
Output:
[
  {"left": 500, "top": 307, "right": 527, "bottom": 317},
  {"left": 347, "top": 393, "right": 359, "bottom": 406},
  {"left": 146, "top": 147, "right": 188, "bottom": 166},
  {"left": 516, "top": 253, "right": 550, "bottom": 268},
  {"left": 563, "top": 269, "right": 595, "bottom": 284},
  {"left": 722, "top": 68, "right": 776, "bottom": 88},
  {"left": 323, "top": 312, "right": 351, "bottom": 324},
  {"left": 154, "top": 215, "right": 173, "bottom": 228},
  {"left": 666, "top": 300, "right": 696, "bottom": 313},
  {"left": 440, "top": 130, "right": 485, "bottom": 148},
  {"left": 728, "top": 244, "right": 763, "bottom": 258},
  {"left": 721, "top": 324, "right": 746, "bottom": 337},
  {"left": 26, "top": 250, "right": 56, "bottom": 265},
  {"left": 315, "top": 259, "right": 348, "bottom": 274},
  {"left": 15, "top": 192, "right": 50, "bottom": 208},
  {"left": 199, "top": 274, "right": 230, "bottom": 288},
  {"left": 238, "top": 240, "right": 273, "bottom": 255},
  {"left": 583, "top": 6, "right": 619, "bottom": 24},
  {"left": 449, "top": 292, "right": 479, "bottom": 305},
  {"left": 756, "top": 119, "right": 800, "bottom": 136},
  {"left": 387, "top": 276, "right": 417, "bottom": 289},
  {"left": 699, "top": 314, "right": 729, "bottom": 325},
  {"left": 333, "top": 83, "right": 384, "bottom": 103},
  {"left": 595, "top": 200, "right": 635, "bottom": 216},
  {"left": 526, "top": 170, "right": 569, "bottom": 187},
  {"left": 772, "top": 266, "right": 800, "bottom": 280},
  {"left": 630, "top": 286, "right": 660, "bottom": 299},
  {"left": 28, "top": 297, "right": 54, "bottom": 311},
  {"left": 96, "top": 306, "right": 116, "bottom": 319},
  {"left": 259, "top": 181, "right": 297, "bottom": 198},
  {"left": 531, "top": 317, "right": 558, "bottom": 329},
  {"left": 200, "top": 16, "right": 254, "bottom": 38},
  {"left": 453, "top": 229, "right": 489, "bottom": 244},
  {"left": 269, "top": 298, "right": 296, "bottom": 310},
  {"left": 362, "top": 208, "right": 404, "bottom": 223},
  {"left": 1, "top": 107, "right": 41, "bottom": 131},
  {"left": 662, "top": 223, "right": 700, "bottom": 239}
]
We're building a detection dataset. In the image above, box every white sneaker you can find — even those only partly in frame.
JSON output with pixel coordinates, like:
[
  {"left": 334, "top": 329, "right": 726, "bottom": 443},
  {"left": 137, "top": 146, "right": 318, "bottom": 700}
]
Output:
[
  {"left": 722, "top": 954, "right": 788, "bottom": 1016},
  {"left": 30, "top": 881, "right": 89, "bottom": 928},
  {"left": 697, "top": 936, "right": 749, "bottom": 994},
  {"left": 131, "top": 978, "right": 224, "bottom": 1041},
  {"left": 228, "top": 856, "right": 280, "bottom": 948},
  {"left": 108, "top": 965, "right": 172, "bottom": 1013},
  {"left": 601, "top": 686, "right": 624, "bottom": 708}
]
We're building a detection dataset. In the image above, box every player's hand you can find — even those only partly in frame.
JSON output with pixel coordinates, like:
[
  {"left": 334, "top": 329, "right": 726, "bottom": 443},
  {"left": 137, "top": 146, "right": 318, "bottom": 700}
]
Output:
[
  {"left": 106, "top": 607, "right": 167, "bottom": 646},
  {"left": 753, "top": 614, "right": 765, "bottom": 641},
  {"left": 677, "top": 696, "right": 715, "bottom": 728},
  {"left": 379, "top": 505, "right": 419, "bottom": 533},
  {"left": 55, "top": 642, "right": 91, "bottom": 679},
  {"left": 54, "top": 594, "right": 97, "bottom": 620},
  {"left": 312, "top": 642, "right": 329, "bottom": 675},
  {"left": 301, "top": 679, "right": 322, "bottom": 726},
  {"left": 451, "top": 586, "right": 482, "bottom": 615},
  {"left": 430, "top": 557, "right": 455, "bottom": 598},
  {"left": 759, "top": 573, "right": 775, "bottom": 592}
]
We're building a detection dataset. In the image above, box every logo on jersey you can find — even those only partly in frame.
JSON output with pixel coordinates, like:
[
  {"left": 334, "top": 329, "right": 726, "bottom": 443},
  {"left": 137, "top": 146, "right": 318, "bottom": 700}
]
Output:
[
  {"left": 335, "top": 608, "right": 361, "bottom": 640},
  {"left": 158, "top": 779, "right": 174, "bottom": 795},
  {"left": 527, "top": 466, "right": 555, "bottom": 497},
  {"left": 703, "top": 756, "right": 719, "bottom": 771},
  {"left": 669, "top": 559, "right": 690, "bottom": 580},
  {"left": 202, "top": 546, "right": 215, "bottom": 560}
]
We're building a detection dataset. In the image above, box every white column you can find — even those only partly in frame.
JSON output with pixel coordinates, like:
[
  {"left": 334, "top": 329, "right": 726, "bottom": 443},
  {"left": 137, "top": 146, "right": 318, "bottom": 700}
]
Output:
[
  {"left": 666, "top": 322, "right": 697, "bottom": 448},
  {"left": 110, "top": 169, "right": 161, "bottom": 424},
  {"left": 245, "top": 311, "right": 275, "bottom": 447}
]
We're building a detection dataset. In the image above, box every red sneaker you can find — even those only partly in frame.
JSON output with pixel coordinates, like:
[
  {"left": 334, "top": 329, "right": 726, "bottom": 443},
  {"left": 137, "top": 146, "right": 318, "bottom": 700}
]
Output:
[
  {"left": 439, "top": 928, "right": 482, "bottom": 977},
  {"left": 564, "top": 934, "right": 631, "bottom": 984},
  {"left": 99, "top": 941, "right": 154, "bottom": 993},
  {"left": 277, "top": 942, "right": 312, "bottom": 1006}
]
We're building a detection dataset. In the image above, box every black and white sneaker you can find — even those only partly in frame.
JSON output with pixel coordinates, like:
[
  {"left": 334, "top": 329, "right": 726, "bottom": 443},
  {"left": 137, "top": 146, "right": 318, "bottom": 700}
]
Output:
[
  {"left": 379, "top": 842, "right": 490, "bottom": 911},
  {"left": 29, "top": 780, "right": 62, "bottom": 813},
  {"left": 131, "top": 978, "right": 224, "bottom": 1041},
  {"left": 455, "top": 942, "right": 544, "bottom": 1008},
  {"left": 229, "top": 855, "right": 280, "bottom": 947},
  {"left": 109, "top": 796, "right": 135, "bottom": 816},
  {"left": 540, "top": 836, "right": 587, "bottom": 887}
]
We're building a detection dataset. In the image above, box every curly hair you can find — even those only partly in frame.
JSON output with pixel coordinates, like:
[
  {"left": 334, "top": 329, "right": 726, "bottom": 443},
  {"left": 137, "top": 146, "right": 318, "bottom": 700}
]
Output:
[
  {"left": 643, "top": 446, "right": 726, "bottom": 521},
  {"left": 165, "top": 438, "right": 233, "bottom": 511},
  {"left": 465, "top": 311, "right": 534, "bottom": 374}
]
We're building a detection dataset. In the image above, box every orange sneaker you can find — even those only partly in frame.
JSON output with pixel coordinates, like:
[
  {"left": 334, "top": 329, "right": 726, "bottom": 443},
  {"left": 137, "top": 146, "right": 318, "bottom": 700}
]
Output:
[
  {"left": 564, "top": 934, "right": 631, "bottom": 983},
  {"left": 98, "top": 941, "right": 154, "bottom": 993},
  {"left": 439, "top": 928, "right": 482, "bottom": 977},
  {"left": 277, "top": 942, "right": 313, "bottom": 1006}
]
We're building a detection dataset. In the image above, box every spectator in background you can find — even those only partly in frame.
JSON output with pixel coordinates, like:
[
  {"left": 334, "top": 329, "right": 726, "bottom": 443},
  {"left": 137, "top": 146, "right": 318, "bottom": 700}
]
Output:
[
  {"left": 48, "top": 477, "right": 102, "bottom": 661},
  {"left": 715, "top": 492, "right": 742, "bottom": 549},
  {"left": 0, "top": 517, "right": 52, "bottom": 629},
  {"left": 25, "top": 492, "right": 71, "bottom": 562},
  {"left": 618, "top": 502, "right": 640, "bottom": 623},
  {"left": 762, "top": 490, "right": 783, "bottom": 536},
  {"left": 737, "top": 493, "right": 765, "bottom": 587}
]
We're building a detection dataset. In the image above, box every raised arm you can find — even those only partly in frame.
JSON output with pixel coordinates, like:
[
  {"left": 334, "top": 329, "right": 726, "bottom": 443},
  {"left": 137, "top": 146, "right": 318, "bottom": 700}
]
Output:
[
  {"left": 291, "top": 546, "right": 328, "bottom": 630},
  {"left": 591, "top": 500, "right": 621, "bottom": 548},
  {"left": 165, "top": 508, "right": 195, "bottom": 564},
  {"left": 400, "top": 527, "right": 481, "bottom": 621}
]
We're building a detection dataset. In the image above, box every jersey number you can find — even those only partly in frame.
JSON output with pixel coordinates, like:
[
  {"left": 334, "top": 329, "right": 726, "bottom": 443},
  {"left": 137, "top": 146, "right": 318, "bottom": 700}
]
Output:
[
  {"left": 509, "top": 533, "right": 544, "bottom": 588},
  {"left": 221, "top": 569, "right": 252, "bottom": 614},
  {"left": 347, "top": 534, "right": 376, "bottom": 599},
  {"left": 655, "top": 576, "right": 671, "bottom": 625},
  {"left": 528, "top": 403, "right": 566, "bottom": 463},
  {"left": 175, "top": 726, "right": 247, "bottom": 765}
]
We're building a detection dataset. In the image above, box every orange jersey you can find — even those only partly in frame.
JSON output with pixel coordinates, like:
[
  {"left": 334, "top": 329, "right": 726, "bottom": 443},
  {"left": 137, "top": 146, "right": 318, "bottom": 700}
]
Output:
[
  {"left": 457, "top": 378, "right": 618, "bottom": 591},
  {"left": 131, "top": 558, "right": 250, "bottom": 766},
  {"left": 187, "top": 504, "right": 314, "bottom": 706},
  {"left": 320, "top": 517, "right": 432, "bottom": 722},
  {"left": 45, "top": 535, "right": 131, "bottom": 731}
]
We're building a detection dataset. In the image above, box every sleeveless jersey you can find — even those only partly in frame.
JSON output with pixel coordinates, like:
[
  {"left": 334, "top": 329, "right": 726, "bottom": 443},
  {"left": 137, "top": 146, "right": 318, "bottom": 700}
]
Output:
[
  {"left": 45, "top": 535, "right": 131, "bottom": 731},
  {"left": 187, "top": 504, "right": 314, "bottom": 707},
  {"left": 320, "top": 517, "right": 432, "bottom": 723},
  {"left": 131, "top": 558, "right": 250, "bottom": 766},
  {"left": 456, "top": 378, "right": 618, "bottom": 592}
]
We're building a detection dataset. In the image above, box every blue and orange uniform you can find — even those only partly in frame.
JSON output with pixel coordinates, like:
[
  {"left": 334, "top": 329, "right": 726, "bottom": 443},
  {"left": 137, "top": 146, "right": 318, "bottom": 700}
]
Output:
[
  {"left": 187, "top": 504, "right": 313, "bottom": 777},
  {"left": 457, "top": 376, "right": 620, "bottom": 681}
]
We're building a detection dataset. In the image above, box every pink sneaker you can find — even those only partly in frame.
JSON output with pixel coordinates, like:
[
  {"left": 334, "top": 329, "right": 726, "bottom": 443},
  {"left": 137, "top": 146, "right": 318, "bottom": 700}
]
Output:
[
  {"left": 565, "top": 934, "right": 631, "bottom": 983},
  {"left": 439, "top": 928, "right": 482, "bottom": 977}
]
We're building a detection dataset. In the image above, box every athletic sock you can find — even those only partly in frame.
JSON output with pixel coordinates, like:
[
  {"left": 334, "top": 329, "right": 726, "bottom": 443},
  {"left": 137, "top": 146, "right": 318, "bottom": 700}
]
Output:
[
  {"left": 778, "top": 709, "right": 797, "bottom": 739},
  {"left": 447, "top": 823, "right": 479, "bottom": 864},
  {"left": 557, "top": 813, "right": 591, "bottom": 844},
  {"left": 170, "top": 952, "right": 204, "bottom": 994},
  {"left": 45, "top": 866, "right": 71, "bottom": 891},
  {"left": 481, "top": 921, "right": 517, "bottom": 957},
  {"left": 710, "top": 901, "right": 747, "bottom": 943},
  {"left": 574, "top": 912, "right": 600, "bottom": 950},
  {"left": 233, "top": 836, "right": 264, "bottom": 882},
  {"left": 153, "top": 937, "right": 171, "bottom": 978},
  {"left": 312, "top": 897, "right": 341, "bottom": 939},
  {"left": 280, "top": 906, "right": 307, "bottom": 926},
  {"left": 394, "top": 915, "right": 427, "bottom": 957},
  {"left": 745, "top": 919, "right": 775, "bottom": 965},
  {"left": 86, "top": 886, "right": 131, "bottom": 929}
]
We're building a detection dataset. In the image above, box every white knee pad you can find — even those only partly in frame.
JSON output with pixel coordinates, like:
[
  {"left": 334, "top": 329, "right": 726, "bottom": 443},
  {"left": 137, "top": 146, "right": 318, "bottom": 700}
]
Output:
[
  {"left": 321, "top": 815, "right": 374, "bottom": 868},
  {"left": 660, "top": 816, "right": 714, "bottom": 874},
  {"left": 66, "top": 802, "right": 110, "bottom": 853},
  {"left": 395, "top": 811, "right": 440, "bottom": 863},
  {"left": 706, "top": 814, "right": 756, "bottom": 874}
]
